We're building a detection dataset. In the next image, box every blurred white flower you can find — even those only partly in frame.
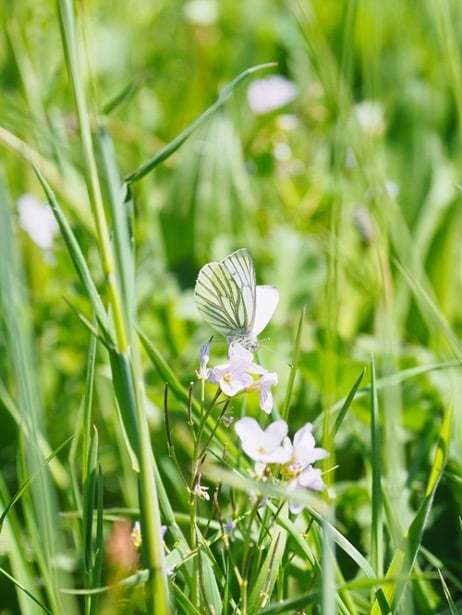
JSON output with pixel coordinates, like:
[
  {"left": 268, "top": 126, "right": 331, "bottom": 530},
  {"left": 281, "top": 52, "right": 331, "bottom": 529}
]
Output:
[
  {"left": 353, "top": 205, "right": 375, "bottom": 245},
  {"left": 273, "top": 142, "right": 292, "bottom": 161},
  {"left": 247, "top": 75, "right": 298, "bottom": 115},
  {"left": 276, "top": 114, "right": 299, "bottom": 131},
  {"left": 384, "top": 180, "right": 399, "bottom": 199},
  {"left": 17, "top": 194, "right": 58, "bottom": 250},
  {"left": 183, "top": 0, "right": 218, "bottom": 26},
  {"left": 354, "top": 100, "right": 385, "bottom": 137}
]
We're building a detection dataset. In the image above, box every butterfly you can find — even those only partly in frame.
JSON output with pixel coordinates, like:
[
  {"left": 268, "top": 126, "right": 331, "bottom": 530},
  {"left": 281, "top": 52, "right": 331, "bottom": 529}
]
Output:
[{"left": 194, "top": 248, "right": 279, "bottom": 350}]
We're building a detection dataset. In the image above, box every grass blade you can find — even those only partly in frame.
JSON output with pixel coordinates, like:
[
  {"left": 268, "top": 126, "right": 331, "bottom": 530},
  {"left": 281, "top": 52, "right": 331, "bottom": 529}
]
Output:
[
  {"left": 124, "top": 63, "right": 276, "bottom": 183},
  {"left": 371, "top": 403, "right": 452, "bottom": 613}
]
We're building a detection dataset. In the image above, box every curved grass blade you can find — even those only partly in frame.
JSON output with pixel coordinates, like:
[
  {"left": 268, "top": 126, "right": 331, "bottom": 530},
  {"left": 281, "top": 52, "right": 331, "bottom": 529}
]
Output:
[
  {"left": 98, "top": 127, "right": 135, "bottom": 329},
  {"left": 0, "top": 568, "right": 52, "bottom": 615},
  {"left": 438, "top": 569, "right": 459, "bottom": 615},
  {"left": 0, "top": 474, "right": 48, "bottom": 615},
  {"left": 32, "top": 163, "right": 110, "bottom": 341},
  {"left": 0, "top": 436, "right": 74, "bottom": 530},
  {"left": 125, "top": 63, "right": 276, "bottom": 183},
  {"left": 0, "top": 380, "right": 69, "bottom": 488},
  {"left": 329, "top": 368, "right": 366, "bottom": 440}
]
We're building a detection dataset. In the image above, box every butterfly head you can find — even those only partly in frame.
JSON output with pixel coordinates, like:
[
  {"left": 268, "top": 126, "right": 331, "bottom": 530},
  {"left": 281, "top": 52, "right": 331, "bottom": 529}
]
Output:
[{"left": 228, "top": 333, "right": 259, "bottom": 352}]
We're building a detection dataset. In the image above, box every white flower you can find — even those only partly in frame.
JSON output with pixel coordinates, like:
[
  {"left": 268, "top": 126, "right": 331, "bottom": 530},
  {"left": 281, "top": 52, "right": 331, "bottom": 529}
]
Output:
[
  {"left": 247, "top": 372, "right": 278, "bottom": 414},
  {"left": 247, "top": 75, "right": 298, "bottom": 115},
  {"left": 288, "top": 423, "right": 328, "bottom": 471},
  {"left": 208, "top": 343, "right": 277, "bottom": 412},
  {"left": 234, "top": 417, "right": 292, "bottom": 464},
  {"left": 208, "top": 343, "right": 255, "bottom": 397},
  {"left": 283, "top": 423, "right": 328, "bottom": 514},
  {"left": 17, "top": 194, "right": 58, "bottom": 250},
  {"left": 287, "top": 467, "right": 326, "bottom": 514},
  {"left": 235, "top": 417, "right": 329, "bottom": 515}
]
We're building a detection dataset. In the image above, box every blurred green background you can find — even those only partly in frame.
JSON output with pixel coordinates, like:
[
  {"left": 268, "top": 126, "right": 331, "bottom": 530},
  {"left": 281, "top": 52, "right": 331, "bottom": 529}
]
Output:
[{"left": 1, "top": 0, "right": 462, "bottom": 612}]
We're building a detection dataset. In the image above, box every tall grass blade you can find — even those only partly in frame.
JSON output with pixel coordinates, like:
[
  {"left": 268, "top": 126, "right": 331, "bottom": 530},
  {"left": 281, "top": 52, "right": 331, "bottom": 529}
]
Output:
[
  {"left": 0, "top": 568, "right": 52, "bottom": 615},
  {"left": 370, "top": 403, "right": 452, "bottom": 613},
  {"left": 281, "top": 305, "right": 306, "bottom": 421},
  {"left": 248, "top": 524, "right": 288, "bottom": 612},
  {"left": 97, "top": 126, "right": 135, "bottom": 327},
  {"left": 0, "top": 475, "right": 45, "bottom": 615},
  {"left": 32, "top": 163, "right": 109, "bottom": 338},
  {"left": 438, "top": 569, "right": 459, "bottom": 615},
  {"left": 0, "top": 171, "right": 78, "bottom": 613},
  {"left": 370, "top": 356, "right": 383, "bottom": 577}
]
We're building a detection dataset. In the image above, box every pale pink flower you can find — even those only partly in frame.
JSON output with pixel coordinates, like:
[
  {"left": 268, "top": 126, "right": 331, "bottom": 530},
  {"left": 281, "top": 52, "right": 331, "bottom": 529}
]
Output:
[
  {"left": 283, "top": 423, "right": 328, "bottom": 514},
  {"left": 287, "top": 467, "right": 326, "bottom": 514},
  {"left": 247, "top": 371, "right": 278, "bottom": 414},
  {"left": 208, "top": 357, "right": 253, "bottom": 397},
  {"left": 247, "top": 75, "right": 298, "bottom": 115},
  {"left": 208, "top": 343, "right": 275, "bottom": 411},
  {"left": 288, "top": 423, "right": 328, "bottom": 471}
]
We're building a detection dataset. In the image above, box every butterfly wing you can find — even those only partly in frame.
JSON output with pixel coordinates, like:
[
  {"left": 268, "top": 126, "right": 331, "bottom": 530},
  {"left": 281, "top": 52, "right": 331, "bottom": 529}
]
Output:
[
  {"left": 194, "top": 249, "right": 256, "bottom": 341},
  {"left": 221, "top": 248, "right": 256, "bottom": 329},
  {"left": 252, "top": 285, "right": 279, "bottom": 336}
]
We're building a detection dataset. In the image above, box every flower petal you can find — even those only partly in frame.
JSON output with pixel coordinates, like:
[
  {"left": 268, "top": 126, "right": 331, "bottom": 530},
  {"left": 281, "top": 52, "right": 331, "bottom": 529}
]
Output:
[
  {"left": 293, "top": 423, "right": 328, "bottom": 464},
  {"left": 235, "top": 418, "right": 291, "bottom": 463},
  {"left": 297, "top": 467, "right": 325, "bottom": 491}
]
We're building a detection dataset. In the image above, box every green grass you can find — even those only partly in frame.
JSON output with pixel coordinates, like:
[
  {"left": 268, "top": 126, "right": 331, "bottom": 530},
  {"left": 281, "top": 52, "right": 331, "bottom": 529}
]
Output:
[{"left": 1, "top": 0, "right": 462, "bottom": 613}]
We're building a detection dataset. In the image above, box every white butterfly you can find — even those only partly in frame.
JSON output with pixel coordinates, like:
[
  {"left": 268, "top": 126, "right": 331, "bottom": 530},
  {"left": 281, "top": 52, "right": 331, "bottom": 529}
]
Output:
[{"left": 194, "top": 248, "right": 279, "bottom": 350}]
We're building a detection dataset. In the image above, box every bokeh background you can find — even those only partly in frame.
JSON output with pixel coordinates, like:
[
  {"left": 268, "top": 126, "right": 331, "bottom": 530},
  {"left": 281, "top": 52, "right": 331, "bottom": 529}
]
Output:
[{"left": 1, "top": 0, "right": 462, "bottom": 612}]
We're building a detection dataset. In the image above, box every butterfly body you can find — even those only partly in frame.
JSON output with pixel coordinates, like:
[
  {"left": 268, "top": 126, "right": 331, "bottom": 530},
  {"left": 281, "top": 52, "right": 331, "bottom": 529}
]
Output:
[{"left": 194, "top": 248, "right": 279, "bottom": 350}]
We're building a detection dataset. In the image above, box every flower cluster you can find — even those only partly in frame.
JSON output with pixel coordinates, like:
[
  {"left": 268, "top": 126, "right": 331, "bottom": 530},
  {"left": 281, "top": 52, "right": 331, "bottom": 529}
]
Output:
[
  {"left": 197, "top": 341, "right": 278, "bottom": 414},
  {"left": 196, "top": 335, "right": 329, "bottom": 513},
  {"left": 234, "top": 417, "right": 328, "bottom": 513}
]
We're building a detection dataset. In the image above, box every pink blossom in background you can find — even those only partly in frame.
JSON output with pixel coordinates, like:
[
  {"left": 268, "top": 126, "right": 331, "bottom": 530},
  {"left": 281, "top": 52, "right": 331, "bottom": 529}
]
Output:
[{"left": 247, "top": 75, "right": 298, "bottom": 115}]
